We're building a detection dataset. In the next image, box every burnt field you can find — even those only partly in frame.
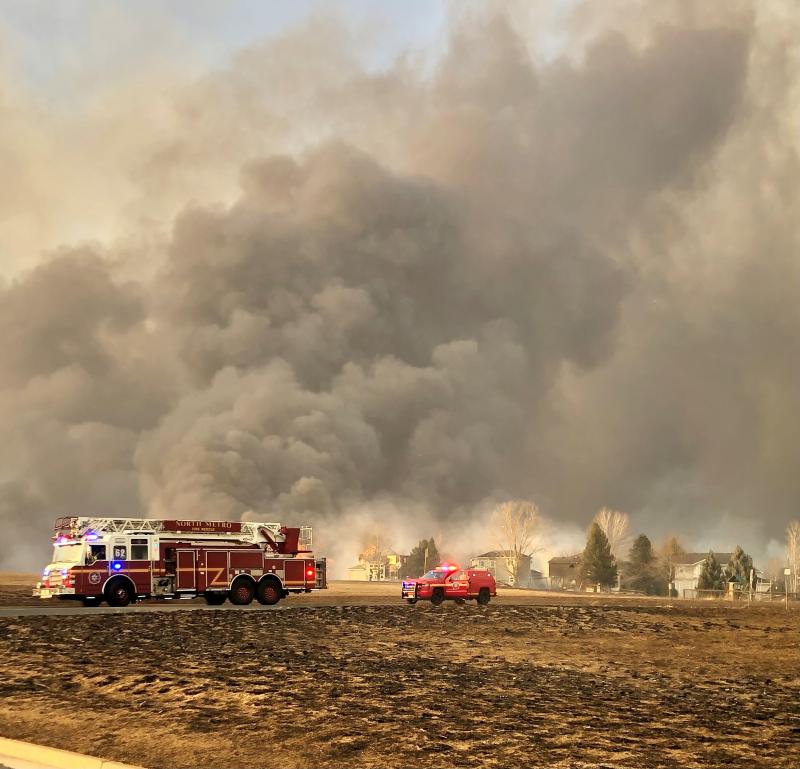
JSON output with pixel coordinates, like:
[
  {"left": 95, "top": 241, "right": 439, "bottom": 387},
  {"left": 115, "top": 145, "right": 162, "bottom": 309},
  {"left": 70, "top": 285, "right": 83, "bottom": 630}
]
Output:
[{"left": 1, "top": 598, "right": 799, "bottom": 769}]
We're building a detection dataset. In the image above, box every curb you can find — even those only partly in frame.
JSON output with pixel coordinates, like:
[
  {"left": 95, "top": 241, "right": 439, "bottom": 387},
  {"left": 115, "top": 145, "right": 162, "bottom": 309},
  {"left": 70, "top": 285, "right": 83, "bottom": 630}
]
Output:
[{"left": 0, "top": 737, "right": 144, "bottom": 769}]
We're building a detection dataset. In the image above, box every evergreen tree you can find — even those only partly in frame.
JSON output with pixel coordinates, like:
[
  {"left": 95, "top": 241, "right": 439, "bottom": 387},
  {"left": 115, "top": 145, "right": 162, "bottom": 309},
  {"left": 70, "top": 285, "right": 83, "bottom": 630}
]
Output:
[
  {"left": 405, "top": 538, "right": 440, "bottom": 577},
  {"left": 727, "top": 545, "right": 754, "bottom": 586},
  {"left": 625, "top": 534, "right": 666, "bottom": 594},
  {"left": 697, "top": 551, "right": 724, "bottom": 590},
  {"left": 629, "top": 534, "right": 655, "bottom": 568},
  {"left": 580, "top": 523, "right": 618, "bottom": 587}
]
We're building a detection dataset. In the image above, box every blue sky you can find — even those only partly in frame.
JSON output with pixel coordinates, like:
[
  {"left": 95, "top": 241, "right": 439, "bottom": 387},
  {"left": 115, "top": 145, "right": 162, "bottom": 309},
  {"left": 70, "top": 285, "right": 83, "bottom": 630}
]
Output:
[{"left": 2, "top": 0, "right": 450, "bottom": 104}]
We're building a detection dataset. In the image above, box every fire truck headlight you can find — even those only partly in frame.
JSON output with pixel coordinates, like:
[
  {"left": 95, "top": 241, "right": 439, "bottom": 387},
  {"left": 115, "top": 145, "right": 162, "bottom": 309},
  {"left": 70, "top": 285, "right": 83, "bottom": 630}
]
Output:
[{"left": 112, "top": 562, "right": 123, "bottom": 571}]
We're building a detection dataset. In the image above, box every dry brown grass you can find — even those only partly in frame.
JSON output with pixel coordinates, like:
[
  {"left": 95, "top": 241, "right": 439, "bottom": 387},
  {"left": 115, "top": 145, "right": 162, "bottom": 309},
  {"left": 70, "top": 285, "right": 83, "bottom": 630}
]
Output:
[{"left": 1, "top": 595, "right": 798, "bottom": 768}]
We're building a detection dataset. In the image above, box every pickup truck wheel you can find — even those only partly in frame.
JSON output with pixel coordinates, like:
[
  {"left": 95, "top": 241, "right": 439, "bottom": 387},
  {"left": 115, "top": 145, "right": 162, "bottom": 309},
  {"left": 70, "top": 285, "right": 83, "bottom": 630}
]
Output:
[
  {"left": 406, "top": 598, "right": 417, "bottom": 605},
  {"left": 430, "top": 588, "right": 445, "bottom": 606},
  {"left": 455, "top": 598, "right": 466, "bottom": 605},
  {"left": 477, "top": 588, "right": 491, "bottom": 605},
  {"left": 229, "top": 578, "right": 255, "bottom": 606},
  {"left": 204, "top": 592, "right": 227, "bottom": 605}
]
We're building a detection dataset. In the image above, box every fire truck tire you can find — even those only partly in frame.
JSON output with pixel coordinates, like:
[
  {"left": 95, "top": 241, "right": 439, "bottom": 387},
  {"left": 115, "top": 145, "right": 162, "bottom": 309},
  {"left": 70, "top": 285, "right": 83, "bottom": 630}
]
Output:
[
  {"left": 229, "top": 577, "right": 255, "bottom": 605},
  {"left": 204, "top": 592, "right": 227, "bottom": 605},
  {"left": 406, "top": 598, "right": 417, "bottom": 605},
  {"left": 477, "top": 588, "right": 491, "bottom": 605},
  {"left": 256, "top": 578, "right": 283, "bottom": 606},
  {"left": 105, "top": 578, "right": 134, "bottom": 607},
  {"left": 430, "top": 588, "right": 445, "bottom": 606}
]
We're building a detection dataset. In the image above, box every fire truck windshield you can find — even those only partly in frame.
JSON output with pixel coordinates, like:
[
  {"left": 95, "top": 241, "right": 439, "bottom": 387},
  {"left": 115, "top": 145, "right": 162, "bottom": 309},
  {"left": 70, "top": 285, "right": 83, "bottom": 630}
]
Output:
[
  {"left": 52, "top": 543, "right": 85, "bottom": 564},
  {"left": 421, "top": 569, "right": 449, "bottom": 581}
]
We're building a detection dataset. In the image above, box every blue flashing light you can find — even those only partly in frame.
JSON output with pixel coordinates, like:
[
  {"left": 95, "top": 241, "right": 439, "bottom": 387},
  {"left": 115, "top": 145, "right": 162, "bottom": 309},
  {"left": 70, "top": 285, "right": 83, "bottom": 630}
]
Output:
[
  {"left": 112, "top": 562, "right": 123, "bottom": 571},
  {"left": 85, "top": 533, "right": 99, "bottom": 541}
]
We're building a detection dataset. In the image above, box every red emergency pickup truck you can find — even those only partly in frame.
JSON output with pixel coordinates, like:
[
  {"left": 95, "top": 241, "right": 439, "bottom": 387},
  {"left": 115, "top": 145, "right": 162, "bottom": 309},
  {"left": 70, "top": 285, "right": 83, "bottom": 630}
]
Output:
[{"left": 402, "top": 563, "right": 496, "bottom": 606}]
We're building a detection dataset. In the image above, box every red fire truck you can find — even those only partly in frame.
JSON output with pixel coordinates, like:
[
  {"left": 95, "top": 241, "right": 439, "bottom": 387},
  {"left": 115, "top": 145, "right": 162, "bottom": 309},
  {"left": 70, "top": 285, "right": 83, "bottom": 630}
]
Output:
[
  {"left": 401, "top": 563, "right": 496, "bottom": 606},
  {"left": 33, "top": 517, "right": 327, "bottom": 607}
]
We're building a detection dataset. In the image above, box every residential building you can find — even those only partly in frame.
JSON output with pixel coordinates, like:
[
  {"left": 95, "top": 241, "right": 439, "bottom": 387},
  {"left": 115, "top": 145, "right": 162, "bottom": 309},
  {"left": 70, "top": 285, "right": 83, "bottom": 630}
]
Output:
[
  {"left": 673, "top": 552, "right": 733, "bottom": 596},
  {"left": 548, "top": 554, "right": 582, "bottom": 589},
  {"left": 470, "top": 551, "right": 533, "bottom": 587},
  {"left": 347, "top": 548, "right": 409, "bottom": 581},
  {"left": 529, "top": 569, "right": 548, "bottom": 589}
]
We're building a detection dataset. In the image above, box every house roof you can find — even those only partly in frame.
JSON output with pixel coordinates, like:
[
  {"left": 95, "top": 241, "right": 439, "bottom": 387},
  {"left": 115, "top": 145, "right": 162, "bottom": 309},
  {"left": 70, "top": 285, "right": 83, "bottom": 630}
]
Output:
[
  {"left": 474, "top": 550, "right": 525, "bottom": 559},
  {"left": 675, "top": 552, "right": 733, "bottom": 565},
  {"left": 548, "top": 554, "right": 582, "bottom": 564}
]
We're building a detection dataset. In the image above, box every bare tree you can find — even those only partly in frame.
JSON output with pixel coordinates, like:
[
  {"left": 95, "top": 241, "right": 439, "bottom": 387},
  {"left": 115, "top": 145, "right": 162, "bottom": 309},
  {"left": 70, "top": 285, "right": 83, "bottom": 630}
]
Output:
[
  {"left": 490, "top": 500, "right": 542, "bottom": 586},
  {"left": 788, "top": 520, "right": 800, "bottom": 594},
  {"left": 593, "top": 507, "right": 632, "bottom": 559}
]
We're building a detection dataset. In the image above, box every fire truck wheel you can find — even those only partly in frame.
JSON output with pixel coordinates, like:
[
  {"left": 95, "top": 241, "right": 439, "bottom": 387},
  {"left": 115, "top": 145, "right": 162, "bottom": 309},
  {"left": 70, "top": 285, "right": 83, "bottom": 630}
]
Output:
[
  {"left": 256, "top": 578, "right": 282, "bottom": 606},
  {"left": 430, "top": 588, "right": 445, "bottom": 606},
  {"left": 455, "top": 598, "right": 466, "bottom": 605},
  {"left": 477, "top": 588, "right": 491, "bottom": 605},
  {"left": 204, "top": 592, "right": 227, "bottom": 605},
  {"left": 406, "top": 598, "right": 417, "bottom": 605},
  {"left": 105, "top": 579, "right": 134, "bottom": 607},
  {"left": 229, "top": 577, "right": 255, "bottom": 606}
]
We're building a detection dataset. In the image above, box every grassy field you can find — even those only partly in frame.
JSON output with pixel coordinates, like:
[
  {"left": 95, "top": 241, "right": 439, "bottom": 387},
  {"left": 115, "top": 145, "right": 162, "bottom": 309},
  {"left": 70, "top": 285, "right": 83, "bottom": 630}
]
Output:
[{"left": 1, "top": 575, "right": 798, "bottom": 768}]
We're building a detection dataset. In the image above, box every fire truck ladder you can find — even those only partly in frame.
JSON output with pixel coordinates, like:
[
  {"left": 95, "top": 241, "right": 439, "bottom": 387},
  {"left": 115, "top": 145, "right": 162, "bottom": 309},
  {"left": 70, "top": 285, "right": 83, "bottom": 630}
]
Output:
[
  {"left": 55, "top": 517, "right": 168, "bottom": 535},
  {"left": 53, "top": 517, "right": 309, "bottom": 548}
]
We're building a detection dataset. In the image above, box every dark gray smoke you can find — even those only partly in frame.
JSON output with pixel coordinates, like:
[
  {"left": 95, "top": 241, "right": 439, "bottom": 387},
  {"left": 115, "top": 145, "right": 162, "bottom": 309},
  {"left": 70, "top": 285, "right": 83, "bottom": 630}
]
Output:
[{"left": 1, "top": 2, "right": 797, "bottom": 571}]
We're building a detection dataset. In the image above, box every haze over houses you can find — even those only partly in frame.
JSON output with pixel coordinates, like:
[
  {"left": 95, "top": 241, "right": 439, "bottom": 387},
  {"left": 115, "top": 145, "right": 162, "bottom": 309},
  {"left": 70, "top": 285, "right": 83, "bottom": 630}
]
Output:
[
  {"left": 347, "top": 546, "right": 409, "bottom": 581},
  {"left": 345, "top": 499, "right": 799, "bottom": 600}
]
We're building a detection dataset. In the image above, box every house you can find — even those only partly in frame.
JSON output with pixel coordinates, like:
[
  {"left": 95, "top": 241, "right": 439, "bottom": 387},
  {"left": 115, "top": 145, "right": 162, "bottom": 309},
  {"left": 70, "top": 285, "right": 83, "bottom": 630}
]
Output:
[
  {"left": 347, "top": 563, "right": 369, "bottom": 581},
  {"left": 548, "top": 554, "right": 582, "bottom": 589},
  {"left": 529, "top": 569, "right": 549, "bottom": 589},
  {"left": 470, "top": 551, "right": 532, "bottom": 587},
  {"left": 347, "top": 548, "right": 409, "bottom": 581},
  {"left": 672, "top": 552, "right": 733, "bottom": 596}
]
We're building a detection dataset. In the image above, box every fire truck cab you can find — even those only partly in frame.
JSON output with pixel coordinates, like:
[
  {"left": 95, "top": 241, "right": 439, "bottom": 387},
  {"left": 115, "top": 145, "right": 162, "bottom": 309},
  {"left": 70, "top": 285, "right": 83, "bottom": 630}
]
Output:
[
  {"left": 401, "top": 564, "right": 496, "bottom": 606},
  {"left": 33, "top": 517, "right": 327, "bottom": 607}
]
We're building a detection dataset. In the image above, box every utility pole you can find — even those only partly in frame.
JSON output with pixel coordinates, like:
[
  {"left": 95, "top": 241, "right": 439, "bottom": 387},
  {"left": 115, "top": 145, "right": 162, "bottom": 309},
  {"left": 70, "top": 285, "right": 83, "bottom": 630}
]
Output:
[{"left": 785, "top": 568, "right": 792, "bottom": 613}]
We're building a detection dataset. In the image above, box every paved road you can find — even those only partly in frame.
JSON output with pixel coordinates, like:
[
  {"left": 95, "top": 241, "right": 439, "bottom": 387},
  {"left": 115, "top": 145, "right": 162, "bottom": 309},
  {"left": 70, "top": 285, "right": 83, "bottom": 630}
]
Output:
[{"left": 0, "top": 600, "right": 399, "bottom": 618}]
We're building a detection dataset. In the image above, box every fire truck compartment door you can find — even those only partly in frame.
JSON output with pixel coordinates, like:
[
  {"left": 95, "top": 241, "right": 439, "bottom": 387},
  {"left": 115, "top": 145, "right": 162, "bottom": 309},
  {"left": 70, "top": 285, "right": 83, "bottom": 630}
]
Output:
[
  {"left": 284, "top": 560, "right": 305, "bottom": 585},
  {"left": 206, "top": 551, "right": 228, "bottom": 589},
  {"left": 176, "top": 550, "right": 196, "bottom": 590}
]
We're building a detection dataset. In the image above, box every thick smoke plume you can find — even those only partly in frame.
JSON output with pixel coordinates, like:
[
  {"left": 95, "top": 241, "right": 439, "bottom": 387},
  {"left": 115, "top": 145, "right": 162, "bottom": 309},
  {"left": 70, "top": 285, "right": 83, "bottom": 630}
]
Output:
[{"left": 1, "top": 2, "right": 798, "bottom": 572}]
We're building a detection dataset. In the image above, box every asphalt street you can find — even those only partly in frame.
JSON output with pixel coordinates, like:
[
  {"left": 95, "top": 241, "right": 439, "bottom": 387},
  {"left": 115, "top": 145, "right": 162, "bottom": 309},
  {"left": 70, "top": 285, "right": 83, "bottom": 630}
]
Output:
[{"left": 0, "top": 599, "right": 398, "bottom": 617}]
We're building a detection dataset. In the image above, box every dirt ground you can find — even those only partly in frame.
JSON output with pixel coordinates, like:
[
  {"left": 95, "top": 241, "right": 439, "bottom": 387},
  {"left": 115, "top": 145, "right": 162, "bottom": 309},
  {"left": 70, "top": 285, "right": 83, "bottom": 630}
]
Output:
[{"left": 1, "top": 577, "right": 799, "bottom": 768}]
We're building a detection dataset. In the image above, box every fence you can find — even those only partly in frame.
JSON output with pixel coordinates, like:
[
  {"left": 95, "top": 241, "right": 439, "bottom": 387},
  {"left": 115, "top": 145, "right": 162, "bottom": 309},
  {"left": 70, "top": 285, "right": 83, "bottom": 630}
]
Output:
[{"left": 683, "top": 587, "right": 800, "bottom": 602}]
